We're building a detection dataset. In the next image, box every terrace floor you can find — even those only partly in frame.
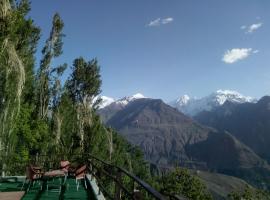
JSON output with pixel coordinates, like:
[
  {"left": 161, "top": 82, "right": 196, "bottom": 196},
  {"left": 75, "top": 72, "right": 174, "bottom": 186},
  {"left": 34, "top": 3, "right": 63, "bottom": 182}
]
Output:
[{"left": 0, "top": 176, "right": 96, "bottom": 200}]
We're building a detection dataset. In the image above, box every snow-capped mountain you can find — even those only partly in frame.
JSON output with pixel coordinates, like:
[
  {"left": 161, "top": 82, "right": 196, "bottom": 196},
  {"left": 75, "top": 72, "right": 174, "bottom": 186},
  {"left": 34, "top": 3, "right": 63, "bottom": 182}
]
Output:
[
  {"left": 98, "top": 93, "right": 146, "bottom": 109},
  {"left": 170, "top": 90, "right": 256, "bottom": 116},
  {"left": 115, "top": 93, "right": 145, "bottom": 106},
  {"left": 99, "top": 96, "right": 115, "bottom": 109},
  {"left": 175, "top": 95, "right": 190, "bottom": 107}
]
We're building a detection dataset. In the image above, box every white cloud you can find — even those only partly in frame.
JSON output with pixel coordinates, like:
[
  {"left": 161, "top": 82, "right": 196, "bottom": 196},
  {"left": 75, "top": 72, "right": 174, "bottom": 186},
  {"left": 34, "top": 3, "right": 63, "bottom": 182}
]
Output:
[
  {"left": 162, "top": 17, "right": 174, "bottom": 24},
  {"left": 148, "top": 18, "right": 161, "bottom": 27},
  {"left": 240, "top": 22, "right": 263, "bottom": 33},
  {"left": 147, "top": 17, "right": 173, "bottom": 27},
  {"left": 222, "top": 48, "right": 253, "bottom": 64},
  {"left": 247, "top": 23, "right": 263, "bottom": 33}
]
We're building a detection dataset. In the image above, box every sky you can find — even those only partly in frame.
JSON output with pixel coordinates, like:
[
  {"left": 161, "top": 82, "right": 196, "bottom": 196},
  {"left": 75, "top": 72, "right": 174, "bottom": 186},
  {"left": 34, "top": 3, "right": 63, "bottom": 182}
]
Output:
[{"left": 29, "top": 0, "right": 270, "bottom": 102}]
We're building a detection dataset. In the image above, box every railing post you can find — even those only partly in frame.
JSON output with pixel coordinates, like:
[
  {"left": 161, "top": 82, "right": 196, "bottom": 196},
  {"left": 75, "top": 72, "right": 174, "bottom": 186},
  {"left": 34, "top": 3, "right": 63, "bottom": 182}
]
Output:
[
  {"left": 114, "top": 169, "right": 122, "bottom": 200},
  {"left": 89, "top": 159, "right": 94, "bottom": 181},
  {"left": 133, "top": 181, "right": 143, "bottom": 200}
]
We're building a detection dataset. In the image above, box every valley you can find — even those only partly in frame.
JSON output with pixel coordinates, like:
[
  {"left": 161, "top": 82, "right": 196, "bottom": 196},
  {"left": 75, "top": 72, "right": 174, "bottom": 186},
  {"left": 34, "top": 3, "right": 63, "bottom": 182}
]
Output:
[{"left": 98, "top": 92, "right": 270, "bottom": 190}]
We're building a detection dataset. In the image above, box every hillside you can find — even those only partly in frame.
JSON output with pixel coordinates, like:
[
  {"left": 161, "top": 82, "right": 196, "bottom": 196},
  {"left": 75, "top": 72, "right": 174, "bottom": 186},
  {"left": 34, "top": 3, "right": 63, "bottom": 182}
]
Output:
[
  {"left": 104, "top": 99, "right": 268, "bottom": 174},
  {"left": 191, "top": 170, "right": 251, "bottom": 200},
  {"left": 195, "top": 96, "right": 270, "bottom": 163}
]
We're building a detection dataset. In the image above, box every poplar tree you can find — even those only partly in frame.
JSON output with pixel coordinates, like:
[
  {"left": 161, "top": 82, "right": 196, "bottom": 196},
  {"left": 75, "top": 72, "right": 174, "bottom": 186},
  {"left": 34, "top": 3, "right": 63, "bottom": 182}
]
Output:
[
  {"left": 0, "top": 0, "right": 40, "bottom": 175},
  {"left": 37, "top": 13, "right": 64, "bottom": 120},
  {"left": 67, "top": 57, "right": 102, "bottom": 153},
  {"left": 50, "top": 63, "right": 67, "bottom": 151}
]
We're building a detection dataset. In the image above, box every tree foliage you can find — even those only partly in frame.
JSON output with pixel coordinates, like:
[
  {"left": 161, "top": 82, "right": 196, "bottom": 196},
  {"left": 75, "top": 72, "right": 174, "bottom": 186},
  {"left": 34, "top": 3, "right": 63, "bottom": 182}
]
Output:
[
  {"left": 0, "top": 0, "right": 40, "bottom": 175},
  {"left": 228, "top": 185, "right": 270, "bottom": 200},
  {"left": 37, "top": 12, "right": 65, "bottom": 120},
  {"left": 160, "top": 168, "right": 213, "bottom": 200},
  {"left": 66, "top": 57, "right": 102, "bottom": 153}
]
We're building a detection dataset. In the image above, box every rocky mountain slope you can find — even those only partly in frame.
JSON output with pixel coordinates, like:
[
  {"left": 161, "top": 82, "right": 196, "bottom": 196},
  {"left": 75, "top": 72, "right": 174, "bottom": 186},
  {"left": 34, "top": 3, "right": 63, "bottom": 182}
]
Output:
[
  {"left": 195, "top": 96, "right": 270, "bottom": 163},
  {"left": 105, "top": 99, "right": 267, "bottom": 172},
  {"left": 98, "top": 95, "right": 270, "bottom": 188},
  {"left": 191, "top": 170, "right": 251, "bottom": 200},
  {"left": 98, "top": 93, "right": 146, "bottom": 122}
]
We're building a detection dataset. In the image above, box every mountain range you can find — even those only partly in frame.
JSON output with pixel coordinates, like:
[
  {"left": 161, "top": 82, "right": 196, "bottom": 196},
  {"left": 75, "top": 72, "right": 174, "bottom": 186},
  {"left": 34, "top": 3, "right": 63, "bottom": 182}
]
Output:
[
  {"left": 169, "top": 90, "right": 256, "bottom": 116},
  {"left": 105, "top": 98, "right": 265, "bottom": 169},
  {"left": 99, "top": 90, "right": 255, "bottom": 117},
  {"left": 97, "top": 90, "right": 270, "bottom": 189}
]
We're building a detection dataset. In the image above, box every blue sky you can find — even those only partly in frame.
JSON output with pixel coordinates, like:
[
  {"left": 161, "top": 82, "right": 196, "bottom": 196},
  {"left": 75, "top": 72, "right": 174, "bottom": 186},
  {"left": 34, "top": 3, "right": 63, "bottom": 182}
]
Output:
[{"left": 29, "top": 0, "right": 270, "bottom": 101}]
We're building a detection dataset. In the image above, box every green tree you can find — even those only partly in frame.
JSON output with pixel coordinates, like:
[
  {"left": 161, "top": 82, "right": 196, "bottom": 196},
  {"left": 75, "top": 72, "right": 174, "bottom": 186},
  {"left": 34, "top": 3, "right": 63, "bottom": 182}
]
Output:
[
  {"left": 36, "top": 13, "right": 64, "bottom": 120},
  {"left": 66, "top": 57, "right": 102, "bottom": 153},
  {"left": 53, "top": 92, "right": 77, "bottom": 155},
  {"left": 228, "top": 185, "right": 270, "bottom": 200},
  {"left": 160, "top": 168, "right": 213, "bottom": 200},
  {"left": 0, "top": 0, "right": 40, "bottom": 175},
  {"left": 49, "top": 63, "right": 67, "bottom": 152}
]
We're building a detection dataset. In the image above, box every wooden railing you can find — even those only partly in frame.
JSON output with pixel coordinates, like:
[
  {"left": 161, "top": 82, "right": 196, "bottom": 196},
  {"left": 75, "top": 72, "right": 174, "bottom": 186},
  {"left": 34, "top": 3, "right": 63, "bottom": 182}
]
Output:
[{"left": 87, "top": 154, "right": 166, "bottom": 200}]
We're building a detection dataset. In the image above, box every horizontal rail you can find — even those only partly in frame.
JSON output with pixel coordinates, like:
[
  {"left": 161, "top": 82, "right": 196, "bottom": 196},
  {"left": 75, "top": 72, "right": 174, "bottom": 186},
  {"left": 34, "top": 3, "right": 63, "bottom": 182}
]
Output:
[
  {"left": 88, "top": 162, "right": 132, "bottom": 197},
  {"left": 87, "top": 154, "right": 166, "bottom": 200}
]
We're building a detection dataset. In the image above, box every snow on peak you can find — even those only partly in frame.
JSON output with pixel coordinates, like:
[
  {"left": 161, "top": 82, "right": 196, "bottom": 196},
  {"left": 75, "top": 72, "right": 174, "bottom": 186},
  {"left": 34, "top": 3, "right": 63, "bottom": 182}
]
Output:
[
  {"left": 98, "top": 96, "right": 115, "bottom": 109},
  {"left": 132, "top": 93, "right": 145, "bottom": 99},
  {"left": 117, "top": 93, "right": 146, "bottom": 106},
  {"left": 212, "top": 90, "right": 254, "bottom": 105},
  {"left": 176, "top": 95, "right": 190, "bottom": 106},
  {"left": 97, "top": 93, "right": 146, "bottom": 109},
  {"left": 216, "top": 89, "right": 241, "bottom": 95},
  {"left": 171, "top": 90, "right": 256, "bottom": 116}
]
